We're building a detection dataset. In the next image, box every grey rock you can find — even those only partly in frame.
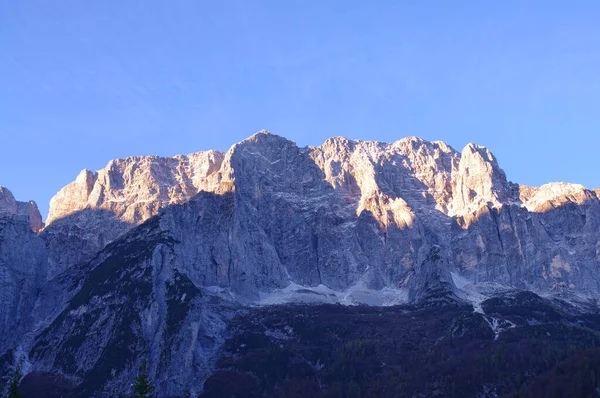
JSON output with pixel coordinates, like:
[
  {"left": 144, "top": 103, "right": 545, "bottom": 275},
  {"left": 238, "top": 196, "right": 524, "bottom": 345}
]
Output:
[
  {"left": 29, "top": 217, "right": 240, "bottom": 397},
  {"left": 407, "top": 245, "right": 463, "bottom": 305},
  {"left": 42, "top": 150, "right": 224, "bottom": 277},
  {"left": 0, "top": 186, "right": 44, "bottom": 233},
  {"left": 40, "top": 209, "right": 132, "bottom": 280},
  {"left": 4, "top": 131, "right": 600, "bottom": 396},
  {"left": 46, "top": 150, "right": 225, "bottom": 226},
  {"left": 0, "top": 214, "right": 47, "bottom": 354}
]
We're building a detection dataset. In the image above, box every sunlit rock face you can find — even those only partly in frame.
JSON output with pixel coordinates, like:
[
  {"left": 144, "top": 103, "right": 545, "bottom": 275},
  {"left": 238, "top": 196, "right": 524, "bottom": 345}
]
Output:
[
  {"left": 451, "top": 193, "right": 600, "bottom": 294},
  {"left": 42, "top": 150, "right": 225, "bottom": 277},
  {"left": 0, "top": 186, "right": 44, "bottom": 233},
  {"left": 6, "top": 131, "right": 600, "bottom": 396},
  {"left": 449, "top": 143, "right": 517, "bottom": 216},
  {"left": 41, "top": 131, "right": 600, "bottom": 297},
  {"left": 311, "top": 136, "right": 459, "bottom": 220},
  {"left": 47, "top": 150, "right": 225, "bottom": 225}
]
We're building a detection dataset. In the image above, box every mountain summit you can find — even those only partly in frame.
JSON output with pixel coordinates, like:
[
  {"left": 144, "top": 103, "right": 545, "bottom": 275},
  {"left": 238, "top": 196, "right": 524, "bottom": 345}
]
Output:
[
  {"left": 2, "top": 132, "right": 600, "bottom": 396},
  {"left": 42, "top": 133, "right": 600, "bottom": 294}
]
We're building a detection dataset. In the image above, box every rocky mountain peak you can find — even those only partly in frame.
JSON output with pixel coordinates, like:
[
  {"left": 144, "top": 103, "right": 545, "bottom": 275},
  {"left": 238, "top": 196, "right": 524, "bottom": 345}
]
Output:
[
  {"left": 43, "top": 134, "right": 517, "bottom": 234},
  {"left": 519, "top": 182, "right": 597, "bottom": 212},
  {"left": 460, "top": 143, "right": 506, "bottom": 181},
  {"left": 0, "top": 186, "right": 44, "bottom": 233},
  {"left": 41, "top": 149, "right": 226, "bottom": 278},
  {"left": 46, "top": 170, "right": 97, "bottom": 225},
  {"left": 236, "top": 129, "right": 297, "bottom": 151},
  {"left": 39, "top": 132, "right": 600, "bottom": 283},
  {"left": 46, "top": 150, "right": 225, "bottom": 226},
  {"left": 6, "top": 132, "right": 600, "bottom": 397},
  {"left": 248, "top": 128, "right": 273, "bottom": 138},
  {"left": 449, "top": 143, "right": 510, "bottom": 216},
  {"left": 0, "top": 187, "right": 47, "bottom": 353}
]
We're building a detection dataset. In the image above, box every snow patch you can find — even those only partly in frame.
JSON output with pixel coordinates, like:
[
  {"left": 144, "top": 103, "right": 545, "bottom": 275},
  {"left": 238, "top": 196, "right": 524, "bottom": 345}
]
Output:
[
  {"left": 259, "top": 281, "right": 409, "bottom": 307},
  {"left": 451, "top": 272, "right": 487, "bottom": 314},
  {"left": 483, "top": 316, "right": 516, "bottom": 340}
]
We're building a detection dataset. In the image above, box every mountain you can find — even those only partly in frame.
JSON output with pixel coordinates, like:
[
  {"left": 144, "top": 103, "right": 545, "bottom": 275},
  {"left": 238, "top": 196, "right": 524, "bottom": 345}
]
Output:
[
  {"left": 0, "top": 187, "right": 44, "bottom": 233},
  {"left": 43, "top": 131, "right": 600, "bottom": 298},
  {"left": 42, "top": 150, "right": 224, "bottom": 279},
  {"left": 0, "top": 187, "right": 47, "bottom": 354},
  {"left": 2, "top": 131, "right": 600, "bottom": 397},
  {"left": 46, "top": 150, "right": 225, "bottom": 226}
]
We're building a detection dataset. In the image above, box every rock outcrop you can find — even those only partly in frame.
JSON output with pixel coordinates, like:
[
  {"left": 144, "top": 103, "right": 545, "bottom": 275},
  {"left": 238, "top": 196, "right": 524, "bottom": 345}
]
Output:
[
  {"left": 4, "top": 130, "right": 600, "bottom": 396},
  {"left": 449, "top": 143, "right": 515, "bottom": 216},
  {"left": 29, "top": 217, "right": 240, "bottom": 397},
  {"left": 37, "top": 131, "right": 600, "bottom": 298},
  {"left": 0, "top": 190, "right": 47, "bottom": 354},
  {"left": 42, "top": 150, "right": 225, "bottom": 277},
  {"left": 46, "top": 150, "right": 225, "bottom": 225},
  {"left": 407, "top": 245, "right": 463, "bottom": 305},
  {"left": 0, "top": 186, "right": 44, "bottom": 233}
]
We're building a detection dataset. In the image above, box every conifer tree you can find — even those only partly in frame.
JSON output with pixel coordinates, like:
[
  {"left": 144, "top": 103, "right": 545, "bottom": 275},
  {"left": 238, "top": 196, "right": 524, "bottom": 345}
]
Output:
[
  {"left": 5, "top": 365, "right": 23, "bottom": 398},
  {"left": 133, "top": 358, "right": 154, "bottom": 398}
]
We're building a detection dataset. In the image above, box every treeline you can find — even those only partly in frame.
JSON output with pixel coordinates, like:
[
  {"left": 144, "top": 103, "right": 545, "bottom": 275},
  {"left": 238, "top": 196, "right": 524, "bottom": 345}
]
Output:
[
  {"left": 199, "top": 303, "right": 600, "bottom": 397},
  {"left": 6, "top": 300, "right": 600, "bottom": 397},
  {"left": 2, "top": 359, "right": 155, "bottom": 398}
]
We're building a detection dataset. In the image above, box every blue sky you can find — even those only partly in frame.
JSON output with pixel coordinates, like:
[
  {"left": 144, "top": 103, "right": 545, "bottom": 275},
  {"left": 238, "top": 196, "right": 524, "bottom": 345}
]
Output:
[{"left": 1, "top": 1, "right": 600, "bottom": 219}]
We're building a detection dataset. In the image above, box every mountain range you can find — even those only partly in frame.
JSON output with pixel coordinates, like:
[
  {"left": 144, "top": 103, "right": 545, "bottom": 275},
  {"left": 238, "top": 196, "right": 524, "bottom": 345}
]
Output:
[{"left": 2, "top": 131, "right": 600, "bottom": 397}]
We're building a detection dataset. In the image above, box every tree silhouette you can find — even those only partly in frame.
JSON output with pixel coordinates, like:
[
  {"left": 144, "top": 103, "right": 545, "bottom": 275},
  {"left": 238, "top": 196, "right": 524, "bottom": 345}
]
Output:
[
  {"left": 133, "top": 358, "right": 154, "bottom": 398},
  {"left": 5, "top": 365, "right": 23, "bottom": 398}
]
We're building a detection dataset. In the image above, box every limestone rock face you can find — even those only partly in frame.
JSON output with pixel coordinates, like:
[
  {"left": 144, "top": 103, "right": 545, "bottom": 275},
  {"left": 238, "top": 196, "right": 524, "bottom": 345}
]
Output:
[
  {"left": 42, "top": 131, "right": 600, "bottom": 303},
  {"left": 47, "top": 150, "right": 225, "bottom": 225},
  {"left": 449, "top": 143, "right": 515, "bottom": 216},
  {"left": 451, "top": 194, "right": 600, "bottom": 294},
  {"left": 0, "top": 187, "right": 47, "bottom": 353},
  {"left": 0, "top": 207, "right": 47, "bottom": 353},
  {"left": 42, "top": 150, "right": 225, "bottom": 277},
  {"left": 39, "top": 131, "right": 600, "bottom": 298},
  {"left": 0, "top": 186, "right": 44, "bottom": 233},
  {"left": 310, "top": 136, "right": 460, "bottom": 222},
  {"left": 40, "top": 209, "right": 132, "bottom": 280},
  {"left": 407, "top": 245, "right": 463, "bottom": 305},
  {"left": 9, "top": 131, "right": 600, "bottom": 396}
]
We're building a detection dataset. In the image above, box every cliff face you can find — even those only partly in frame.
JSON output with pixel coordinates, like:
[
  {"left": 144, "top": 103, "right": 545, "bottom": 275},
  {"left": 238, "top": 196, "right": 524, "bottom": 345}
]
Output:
[
  {"left": 0, "top": 186, "right": 44, "bottom": 233},
  {"left": 159, "top": 133, "right": 600, "bottom": 299},
  {"left": 41, "top": 150, "right": 225, "bottom": 278},
  {"left": 0, "top": 188, "right": 47, "bottom": 354},
  {"left": 3, "top": 131, "right": 600, "bottom": 396},
  {"left": 43, "top": 132, "right": 600, "bottom": 298},
  {"left": 46, "top": 150, "right": 225, "bottom": 226}
]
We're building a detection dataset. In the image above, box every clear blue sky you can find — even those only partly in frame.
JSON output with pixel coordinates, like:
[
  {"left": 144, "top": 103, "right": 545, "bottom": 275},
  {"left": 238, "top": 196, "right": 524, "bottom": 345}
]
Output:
[{"left": 2, "top": 1, "right": 600, "bottom": 219}]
